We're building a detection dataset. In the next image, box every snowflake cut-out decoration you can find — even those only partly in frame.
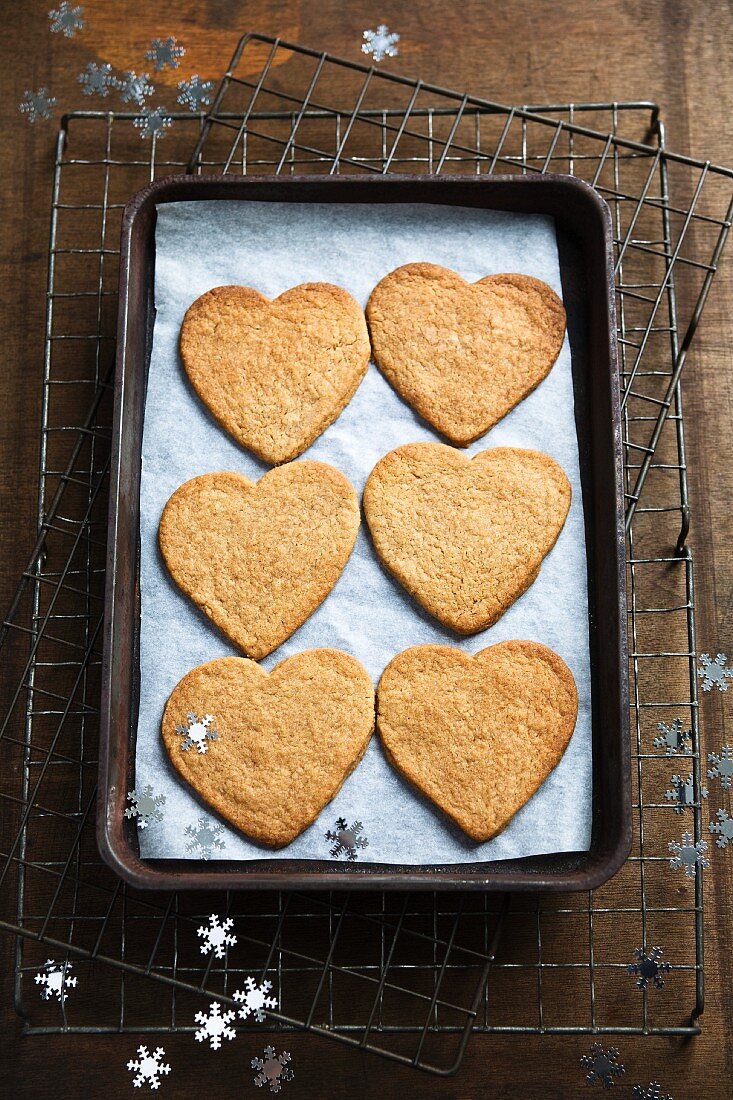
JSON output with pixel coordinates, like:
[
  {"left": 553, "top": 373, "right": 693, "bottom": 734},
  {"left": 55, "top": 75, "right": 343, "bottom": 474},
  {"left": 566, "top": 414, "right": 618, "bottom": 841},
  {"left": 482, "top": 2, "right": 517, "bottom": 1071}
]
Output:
[
  {"left": 698, "top": 652, "right": 733, "bottom": 692},
  {"left": 34, "top": 959, "right": 77, "bottom": 1002},
  {"left": 361, "top": 25, "right": 400, "bottom": 62},
  {"left": 127, "top": 1045, "right": 171, "bottom": 1090},
  {"left": 49, "top": 3, "right": 85, "bottom": 37},
  {"left": 709, "top": 807, "right": 733, "bottom": 849},
  {"left": 633, "top": 1084, "right": 673, "bottom": 1100},
  {"left": 78, "top": 61, "right": 115, "bottom": 97},
  {"left": 133, "top": 106, "right": 173, "bottom": 141},
  {"left": 325, "top": 817, "right": 368, "bottom": 860},
  {"left": 668, "top": 831, "right": 709, "bottom": 877},
  {"left": 177, "top": 75, "right": 214, "bottom": 110},
  {"left": 194, "top": 1001, "right": 237, "bottom": 1050},
  {"left": 251, "top": 1046, "right": 293, "bottom": 1093},
  {"left": 176, "top": 711, "right": 218, "bottom": 753},
  {"left": 627, "top": 946, "right": 671, "bottom": 990},
  {"left": 654, "top": 718, "right": 691, "bottom": 756},
  {"left": 580, "top": 1043, "right": 625, "bottom": 1087},
  {"left": 233, "top": 976, "right": 277, "bottom": 1023},
  {"left": 185, "top": 815, "right": 226, "bottom": 860},
  {"left": 707, "top": 744, "right": 733, "bottom": 790},
  {"left": 665, "top": 773, "right": 706, "bottom": 814},
  {"left": 125, "top": 785, "right": 166, "bottom": 828},
  {"left": 116, "top": 70, "right": 154, "bottom": 106},
  {"left": 197, "top": 913, "right": 237, "bottom": 959},
  {"left": 19, "top": 88, "right": 57, "bottom": 123},
  {"left": 145, "top": 36, "right": 185, "bottom": 71}
]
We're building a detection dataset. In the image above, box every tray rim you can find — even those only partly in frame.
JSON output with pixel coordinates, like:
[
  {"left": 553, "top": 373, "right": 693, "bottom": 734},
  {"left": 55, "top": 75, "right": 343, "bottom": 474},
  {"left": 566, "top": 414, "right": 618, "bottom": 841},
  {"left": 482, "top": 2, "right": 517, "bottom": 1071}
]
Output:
[{"left": 99, "top": 170, "right": 631, "bottom": 891}]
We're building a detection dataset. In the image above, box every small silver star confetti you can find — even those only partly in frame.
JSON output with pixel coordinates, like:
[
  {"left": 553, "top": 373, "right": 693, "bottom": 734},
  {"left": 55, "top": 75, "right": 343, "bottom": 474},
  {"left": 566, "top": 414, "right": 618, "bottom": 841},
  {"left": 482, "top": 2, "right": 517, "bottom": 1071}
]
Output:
[
  {"left": 325, "top": 816, "right": 368, "bottom": 860},
  {"left": 116, "top": 70, "right": 154, "bottom": 106},
  {"left": 124, "top": 785, "right": 166, "bottom": 828},
  {"left": 233, "top": 977, "right": 277, "bottom": 1023},
  {"left": 175, "top": 711, "right": 218, "bottom": 753},
  {"left": 78, "top": 61, "right": 115, "bottom": 97},
  {"left": 49, "top": 2, "right": 85, "bottom": 37},
  {"left": 197, "top": 914, "right": 237, "bottom": 959},
  {"left": 146, "top": 36, "right": 185, "bottom": 71},
  {"left": 194, "top": 1001, "right": 237, "bottom": 1050},
  {"left": 35, "top": 959, "right": 77, "bottom": 1003},
  {"left": 19, "top": 87, "right": 57, "bottom": 123},
  {"left": 177, "top": 74, "right": 214, "bottom": 110},
  {"left": 580, "top": 1043, "right": 625, "bottom": 1087},
  {"left": 654, "top": 718, "right": 691, "bottom": 756},
  {"left": 709, "top": 807, "right": 733, "bottom": 849},
  {"left": 668, "top": 831, "right": 709, "bottom": 877},
  {"left": 627, "top": 946, "right": 671, "bottom": 990},
  {"left": 127, "top": 1046, "right": 171, "bottom": 1090},
  {"left": 361, "top": 25, "right": 400, "bottom": 62},
  {"left": 633, "top": 1084, "right": 673, "bottom": 1100},
  {"left": 251, "top": 1047, "right": 294, "bottom": 1093},
  {"left": 697, "top": 652, "right": 733, "bottom": 692},
  {"left": 185, "top": 815, "right": 226, "bottom": 860},
  {"left": 665, "top": 773, "right": 706, "bottom": 814},
  {"left": 707, "top": 744, "right": 733, "bottom": 790}
]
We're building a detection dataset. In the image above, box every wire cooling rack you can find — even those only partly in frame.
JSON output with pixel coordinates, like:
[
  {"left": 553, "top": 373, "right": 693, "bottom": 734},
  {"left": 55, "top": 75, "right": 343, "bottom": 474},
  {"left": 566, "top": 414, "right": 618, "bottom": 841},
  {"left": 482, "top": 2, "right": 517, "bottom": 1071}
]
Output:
[{"left": 1, "top": 33, "right": 732, "bottom": 1076}]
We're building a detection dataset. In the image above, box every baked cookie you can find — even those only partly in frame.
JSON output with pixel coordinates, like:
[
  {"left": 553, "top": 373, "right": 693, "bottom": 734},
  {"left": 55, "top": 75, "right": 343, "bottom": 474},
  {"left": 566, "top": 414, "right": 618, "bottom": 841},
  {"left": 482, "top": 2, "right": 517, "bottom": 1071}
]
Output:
[
  {"left": 180, "top": 283, "right": 371, "bottom": 465},
  {"left": 377, "top": 641, "right": 578, "bottom": 842},
  {"left": 366, "top": 264, "right": 566, "bottom": 444},
  {"left": 363, "top": 442, "right": 571, "bottom": 634},
  {"left": 162, "top": 650, "right": 375, "bottom": 848},
  {"left": 159, "top": 463, "right": 360, "bottom": 660}
]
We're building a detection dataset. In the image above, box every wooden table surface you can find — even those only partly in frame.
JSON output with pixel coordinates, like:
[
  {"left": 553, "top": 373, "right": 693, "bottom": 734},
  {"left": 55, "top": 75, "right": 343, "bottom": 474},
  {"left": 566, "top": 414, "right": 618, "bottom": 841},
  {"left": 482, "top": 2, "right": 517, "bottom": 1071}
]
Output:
[{"left": 2, "top": 2, "right": 732, "bottom": 1096}]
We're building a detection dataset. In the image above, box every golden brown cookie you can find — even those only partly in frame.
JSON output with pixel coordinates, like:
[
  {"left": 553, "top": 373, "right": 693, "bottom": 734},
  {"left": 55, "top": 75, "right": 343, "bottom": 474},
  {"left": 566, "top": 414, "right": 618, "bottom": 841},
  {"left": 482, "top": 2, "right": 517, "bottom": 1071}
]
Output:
[
  {"left": 377, "top": 641, "right": 578, "bottom": 841},
  {"left": 159, "top": 463, "right": 360, "bottom": 660},
  {"left": 162, "top": 650, "right": 375, "bottom": 847},
  {"left": 180, "top": 283, "right": 371, "bottom": 465},
  {"left": 363, "top": 442, "right": 571, "bottom": 634},
  {"left": 366, "top": 264, "right": 566, "bottom": 445}
]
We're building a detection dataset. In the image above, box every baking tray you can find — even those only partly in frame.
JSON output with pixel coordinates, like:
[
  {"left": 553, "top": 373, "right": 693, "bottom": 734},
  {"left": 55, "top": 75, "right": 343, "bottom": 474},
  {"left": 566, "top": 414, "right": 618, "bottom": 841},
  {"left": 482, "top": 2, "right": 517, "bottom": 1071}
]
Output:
[{"left": 99, "top": 172, "right": 630, "bottom": 891}]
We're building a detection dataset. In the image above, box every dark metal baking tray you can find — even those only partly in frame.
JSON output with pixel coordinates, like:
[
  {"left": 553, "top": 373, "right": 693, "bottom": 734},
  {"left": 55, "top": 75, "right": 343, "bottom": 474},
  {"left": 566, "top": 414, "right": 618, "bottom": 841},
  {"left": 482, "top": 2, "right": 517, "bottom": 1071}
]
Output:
[{"left": 99, "top": 173, "right": 630, "bottom": 891}]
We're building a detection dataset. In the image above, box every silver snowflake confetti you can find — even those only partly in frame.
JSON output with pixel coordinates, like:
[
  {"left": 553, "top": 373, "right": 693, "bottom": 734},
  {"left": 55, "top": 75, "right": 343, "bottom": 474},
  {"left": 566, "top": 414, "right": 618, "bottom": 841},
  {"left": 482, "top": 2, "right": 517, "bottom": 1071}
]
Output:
[
  {"left": 116, "top": 70, "right": 154, "bottom": 106},
  {"left": 697, "top": 652, "right": 733, "bottom": 692},
  {"left": 176, "top": 711, "right": 218, "bottom": 753},
  {"left": 145, "top": 36, "right": 185, "bottom": 71},
  {"left": 627, "top": 946, "right": 671, "bottom": 990},
  {"left": 361, "top": 25, "right": 400, "bottom": 62},
  {"left": 633, "top": 1084, "right": 673, "bottom": 1100},
  {"left": 665, "top": 773, "right": 706, "bottom": 814},
  {"left": 709, "top": 807, "right": 733, "bottom": 849},
  {"left": 133, "top": 106, "right": 173, "bottom": 141},
  {"left": 197, "top": 913, "right": 237, "bottom": 959},
  {"left": 49, "top": 2, "right": 85, "bottom": 36},
  {"left": 78, "top": 61, "right": 115, "bottom": 97},
  {"left": 194, "top": 1001, "right": 237, "bottom": 1050},
  {"left": 185, "top": 816, "right": 226, "bottom": 860},
  {"left": 707, "top": 744, "right": 733, "bottom": 790},
  {"left": 654, "top": 718, "right": 691, "bottom": 756},
  {"left": 34, "top": 959, "right": 77, "bottom": 1003},
  {"left": 127, "top": 1046, "right": 171, "bottom": 1090},
  {"left": 580, "top": 1043, "right": 625, "bottom": 1087},
  {"left": 177, "top": 75, "right": 214, "bottom": 110},
  {"left": 251, "top": 1047, "right": 293, "bottom": 1094},
  {"left": 233, "top": 977, "right": 277, "bottom": 1023},
  {"left": 668, "top": 831, "right": 709, "bottom": 877},
  {"left": 325, "top": 816, "right": 368, "bottom": 861},
  {"left": 125, "top": 785, "right": 166, "bottom": 828},
  {"left": 19, "top": 87, "right": 57, "bottom": 123}
]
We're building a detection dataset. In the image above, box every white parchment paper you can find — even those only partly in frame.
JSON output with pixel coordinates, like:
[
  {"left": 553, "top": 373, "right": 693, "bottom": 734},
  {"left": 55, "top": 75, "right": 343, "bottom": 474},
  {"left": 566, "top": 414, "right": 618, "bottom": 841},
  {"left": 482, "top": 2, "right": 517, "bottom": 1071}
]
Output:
[{"left": 135, "top": 199, "right": 592, "bottom": 863}]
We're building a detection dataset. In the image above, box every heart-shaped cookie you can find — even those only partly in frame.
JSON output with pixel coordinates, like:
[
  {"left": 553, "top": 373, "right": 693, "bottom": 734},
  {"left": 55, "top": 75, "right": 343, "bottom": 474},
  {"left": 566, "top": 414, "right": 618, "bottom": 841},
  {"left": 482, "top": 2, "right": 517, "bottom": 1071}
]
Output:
[
  {"left": 162, "top": 650, "right": 375, "bottom": 847},
  {"left": 363, "top": 443, "right": 571, "bottom": 634},
  {"left": 180, "top": 283, "right": 371, "bottom": 465},
  {"left": 377, "top": 641, "right": 578, "bottom": 841},
  {"left": 366, "top": 264, "right": 566, "bottom": 444},
  {"left": 159, "top": 463, "right": 360, "bottom": 660}
]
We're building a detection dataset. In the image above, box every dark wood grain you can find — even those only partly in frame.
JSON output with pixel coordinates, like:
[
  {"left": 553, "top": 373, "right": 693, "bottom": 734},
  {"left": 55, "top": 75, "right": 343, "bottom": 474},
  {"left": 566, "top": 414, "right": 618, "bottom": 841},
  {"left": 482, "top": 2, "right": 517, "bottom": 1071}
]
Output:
[{"left": 2, "top": 2, "right": 732, "bottom": 1097}]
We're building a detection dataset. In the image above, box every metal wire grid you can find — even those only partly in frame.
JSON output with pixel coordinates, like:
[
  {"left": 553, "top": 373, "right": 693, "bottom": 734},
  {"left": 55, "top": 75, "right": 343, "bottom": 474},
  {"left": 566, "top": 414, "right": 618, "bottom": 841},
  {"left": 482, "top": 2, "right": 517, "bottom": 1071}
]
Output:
[{"left": 0, "top": 34, "right": 731, "bottom": 1074}]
